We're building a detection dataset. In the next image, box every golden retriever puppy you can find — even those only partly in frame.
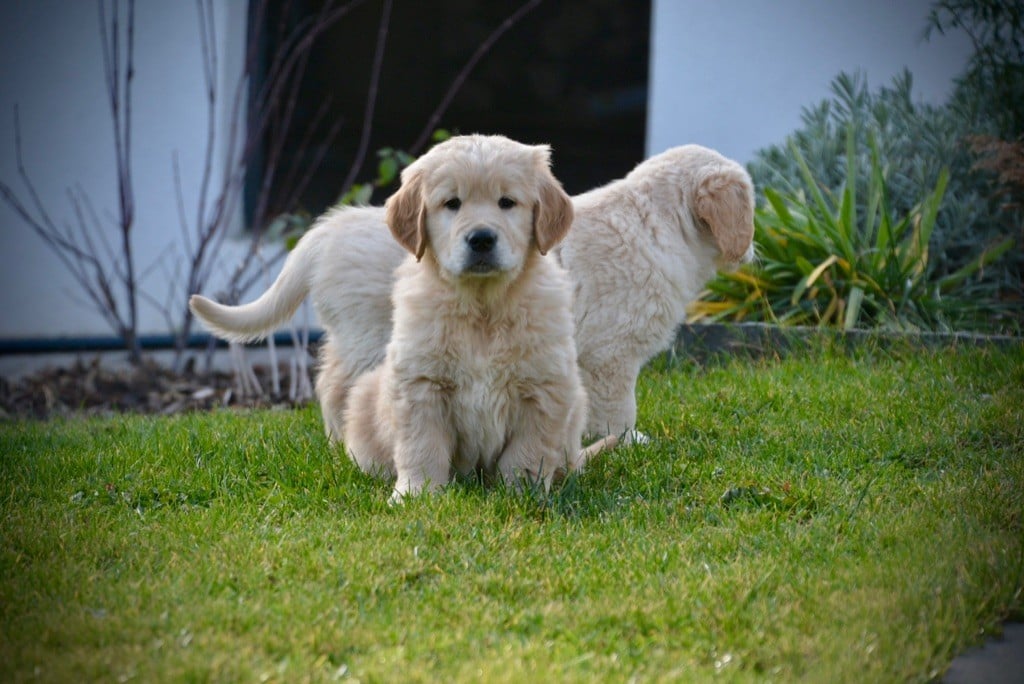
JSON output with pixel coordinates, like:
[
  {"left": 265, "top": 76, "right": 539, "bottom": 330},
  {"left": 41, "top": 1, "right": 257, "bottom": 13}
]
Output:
[
  {"left": 191, "top": 143, "right": 754, "bottom": 450},
  {"left": 553, "top": 144, "right": 755, "bottom": 442},
  {"left": 192, "top": 135, "right": 589, "bottom": 499}
]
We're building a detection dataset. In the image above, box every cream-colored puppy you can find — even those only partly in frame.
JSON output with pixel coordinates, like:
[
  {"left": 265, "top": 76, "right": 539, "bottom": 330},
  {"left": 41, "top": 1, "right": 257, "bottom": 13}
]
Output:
[
  {"left": 191, "top": 143, "right": 754, "bottom": 449},
  {"left": 554, "top": 144, "right": 755, "bottom": 440},
  {"left": 192, "top": 135, "right": 589, "bottom": 499},
  {"left": 190, "top": 205, "right": 398, "bottom": 441}
]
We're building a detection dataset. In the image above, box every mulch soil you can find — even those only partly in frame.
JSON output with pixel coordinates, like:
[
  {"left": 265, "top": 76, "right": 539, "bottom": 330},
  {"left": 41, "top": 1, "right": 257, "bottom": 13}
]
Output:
[{"left": 0, "top": 356, "right": 311, "bottom": 420}]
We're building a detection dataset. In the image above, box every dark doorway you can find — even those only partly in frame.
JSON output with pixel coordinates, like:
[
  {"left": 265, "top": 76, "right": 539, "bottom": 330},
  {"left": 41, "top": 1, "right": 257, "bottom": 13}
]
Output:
[{"left": 246, "top": 0, "right": 650, "bottom": 225}]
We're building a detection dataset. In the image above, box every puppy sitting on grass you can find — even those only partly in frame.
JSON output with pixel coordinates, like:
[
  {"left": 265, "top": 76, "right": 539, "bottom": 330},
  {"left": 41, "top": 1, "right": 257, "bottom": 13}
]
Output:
[{"left": 192, "top": 135, "right": 605, "bottom": 501}]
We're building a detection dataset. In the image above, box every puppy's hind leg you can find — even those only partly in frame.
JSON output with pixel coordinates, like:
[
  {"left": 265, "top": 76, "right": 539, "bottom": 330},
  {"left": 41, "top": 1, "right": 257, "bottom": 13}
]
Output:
[
  {"left": 580, "top": 358, "right": 649, "bottom": 444},
  {"left": 342, "top": 367, "right": 399, "bottom": 482},
  {"left": 315, "top": 338, "right": 358, "bottom": 443}
]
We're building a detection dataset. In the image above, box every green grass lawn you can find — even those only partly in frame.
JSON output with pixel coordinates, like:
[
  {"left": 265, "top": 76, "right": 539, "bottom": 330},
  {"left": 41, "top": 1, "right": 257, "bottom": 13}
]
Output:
[{"left": 2, "top": 341, "right": 1022, "bottom": 682}]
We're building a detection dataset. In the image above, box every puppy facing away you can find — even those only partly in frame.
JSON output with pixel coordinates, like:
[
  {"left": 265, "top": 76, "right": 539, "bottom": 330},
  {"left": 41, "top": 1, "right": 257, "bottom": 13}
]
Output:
[
  {"left": 190, "top": 204, "right": 399, "bottom": 441},
  {"left": 191, "top": 143, "right": 754, "bottom": 450},
  {"left": 192, "top": 135, "right": 591, "bottom": 499},
  {"left": 553, "top": 145, "right": 755, "bottom": 441}
]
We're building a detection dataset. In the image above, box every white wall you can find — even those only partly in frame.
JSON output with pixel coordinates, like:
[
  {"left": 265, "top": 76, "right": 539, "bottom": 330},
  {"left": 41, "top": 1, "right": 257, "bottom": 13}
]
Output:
[
  {"left": 647, "top": 0, "right": 974, "bottom": 163},
  {"left": 0, "top": 0, "right": 247, "bottom": 339}
]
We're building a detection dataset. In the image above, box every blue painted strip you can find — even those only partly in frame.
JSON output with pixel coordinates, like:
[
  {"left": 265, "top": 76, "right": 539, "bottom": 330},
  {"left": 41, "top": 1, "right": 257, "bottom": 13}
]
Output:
[{"left": 0, "top": 330, "right": 324, "bottom": 355}]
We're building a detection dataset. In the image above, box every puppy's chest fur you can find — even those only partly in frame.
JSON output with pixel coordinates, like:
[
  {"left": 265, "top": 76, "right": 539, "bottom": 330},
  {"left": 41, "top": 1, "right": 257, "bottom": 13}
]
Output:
[
  {"left": 434, "top": 313, "right": 546, "bottom": 473},
  {"left": 394, "top": 274, "right": 569, "bottom": 474}
]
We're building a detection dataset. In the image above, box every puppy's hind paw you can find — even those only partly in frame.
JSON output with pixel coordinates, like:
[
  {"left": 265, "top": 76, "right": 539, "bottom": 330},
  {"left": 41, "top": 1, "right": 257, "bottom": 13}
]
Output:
[{"left": 623, "top": 429, "right": 651, "bottom": 446}]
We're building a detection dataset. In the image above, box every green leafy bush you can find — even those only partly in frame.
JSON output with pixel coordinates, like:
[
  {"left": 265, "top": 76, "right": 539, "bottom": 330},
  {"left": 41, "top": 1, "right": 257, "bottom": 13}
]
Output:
[
  {"left": 338, "top": 129, "right": 450, "bottom": 207},
  {"left": 926, "top": 0, "right": 1024, "bottom": 140},
  {"left": 704, "top": 1, "right": 1024, "bottom": 335},
  {"left": 727, "top": 1, "right": 1024, "bottom": 332},
  {"left": 747, "top": 70, "right": 1020, "bottom": 296},
  {"left": 691, "top": 127, "right": 1015, "bottom": 331},
  {"left": 337, "top": 146, "right": 416, "bottom": 207}
]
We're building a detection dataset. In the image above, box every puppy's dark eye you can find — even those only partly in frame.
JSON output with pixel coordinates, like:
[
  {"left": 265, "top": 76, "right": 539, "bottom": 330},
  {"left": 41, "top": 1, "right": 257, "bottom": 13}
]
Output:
[
  {"left": 444, "top": 198, "right": 462, "bottom": 211},
  {"left": 498, "top": 196, "right": 516, "bottom": 210}
]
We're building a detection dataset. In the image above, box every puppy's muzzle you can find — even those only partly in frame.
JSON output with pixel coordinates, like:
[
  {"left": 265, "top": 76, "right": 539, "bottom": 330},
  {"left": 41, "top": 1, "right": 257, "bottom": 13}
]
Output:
[{"left": 464, "top": 227, "right": 500, "bottom": 274}]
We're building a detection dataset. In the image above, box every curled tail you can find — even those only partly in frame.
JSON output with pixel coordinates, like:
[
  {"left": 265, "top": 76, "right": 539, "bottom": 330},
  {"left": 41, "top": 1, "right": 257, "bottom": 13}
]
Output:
[{"left": 189, "top": 228, "right": 320, "bottom": 343}]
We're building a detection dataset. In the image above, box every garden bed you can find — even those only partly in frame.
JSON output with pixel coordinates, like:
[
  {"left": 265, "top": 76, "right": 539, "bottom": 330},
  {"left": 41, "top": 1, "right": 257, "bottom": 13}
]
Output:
[
  {"left": 672, "top": 322, "right": 1022, "bottom": 362},
  {"left": 2, "top": 323, "right": 1020, "bottom": 420}
]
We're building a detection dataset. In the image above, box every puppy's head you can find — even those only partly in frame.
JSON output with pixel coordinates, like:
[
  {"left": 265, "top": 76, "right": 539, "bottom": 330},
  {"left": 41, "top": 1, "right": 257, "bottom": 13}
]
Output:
[
  {"left": 385, "top": 134, "right": 573, "bottom": 284},
  {"left": 636, "top": 145, "right": 756, "bottom": 270},
  {"left": 693, "top": 159, "right": 756, "bottom": 269}
]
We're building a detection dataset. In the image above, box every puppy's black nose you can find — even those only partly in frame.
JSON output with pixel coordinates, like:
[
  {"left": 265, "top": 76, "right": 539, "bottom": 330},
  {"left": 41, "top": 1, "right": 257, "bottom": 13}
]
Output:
[{"left": 466, "top": 228, "right": 497, "bottom": 253}]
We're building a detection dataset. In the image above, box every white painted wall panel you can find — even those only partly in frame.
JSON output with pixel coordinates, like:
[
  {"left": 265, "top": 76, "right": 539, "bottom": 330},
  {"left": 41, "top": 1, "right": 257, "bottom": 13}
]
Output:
[
  {"left": 647, "top": 0, "right": 973, "bottom": 162},
  {"left": 0, "top": 0, "right": 247, "bottom": 338}
]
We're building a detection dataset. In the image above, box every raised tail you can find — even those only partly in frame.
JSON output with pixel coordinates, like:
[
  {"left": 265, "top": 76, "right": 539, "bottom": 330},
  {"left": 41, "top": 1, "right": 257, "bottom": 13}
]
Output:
[{"left": 189, "top": 229, "right": 320, "bottom": 343}]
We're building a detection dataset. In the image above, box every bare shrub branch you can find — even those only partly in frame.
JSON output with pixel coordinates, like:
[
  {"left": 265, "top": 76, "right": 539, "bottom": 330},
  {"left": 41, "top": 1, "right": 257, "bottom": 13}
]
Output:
[{"left": 409, "top": 0, "right": 544, "bottom": 155}]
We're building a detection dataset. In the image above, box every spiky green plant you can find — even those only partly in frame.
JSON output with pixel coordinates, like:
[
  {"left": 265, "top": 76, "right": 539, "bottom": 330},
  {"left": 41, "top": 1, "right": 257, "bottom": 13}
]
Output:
[
  {"left": 746, "top": 70, "right": 1022, "bottom": 328},
  {"left": 692, "top": 127, "right": 1015, "bottom": 331}
]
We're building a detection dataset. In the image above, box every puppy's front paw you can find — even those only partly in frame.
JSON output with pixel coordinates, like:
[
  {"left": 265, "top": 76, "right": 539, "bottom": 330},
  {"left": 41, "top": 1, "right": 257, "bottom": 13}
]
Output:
[
  {"left": 389, "top": 478, "right": 445, "bottom": 504},
  {"left": 389, "top": 478, "right": 420, "bottom": 505}
]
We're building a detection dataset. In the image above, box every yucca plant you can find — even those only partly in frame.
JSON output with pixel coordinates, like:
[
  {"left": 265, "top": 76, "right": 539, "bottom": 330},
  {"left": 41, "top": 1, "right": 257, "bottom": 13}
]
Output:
[
  {"left": 747, "top": 70, "right": 1023, "bottom": 325},
  {"left": 691, "top": 127, "right": 1015, "bottom": 331}
]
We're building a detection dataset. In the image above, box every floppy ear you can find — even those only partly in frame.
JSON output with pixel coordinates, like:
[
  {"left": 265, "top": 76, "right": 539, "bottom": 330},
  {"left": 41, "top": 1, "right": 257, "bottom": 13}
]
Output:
[
  {"left": 532, "top": 168, "right": 574, "bottom": 255},
  {"left": 694, "top": 165, "right": 755, "bottom": 263},
  {"left": 385, "top": 167, "right": 428, "bottom": 260}
]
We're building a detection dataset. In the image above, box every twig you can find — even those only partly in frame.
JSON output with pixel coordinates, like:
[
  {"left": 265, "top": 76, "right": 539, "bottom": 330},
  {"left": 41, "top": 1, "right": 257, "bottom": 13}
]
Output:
[
  {"left": 1, "top": 106, "right": 130, "bottom": 340},
  {"left": 71, "top": 185, "right": 120, "bottom": 277},
  {"left": 230, "top": 247, "right": 288, "bottom": 303},
  {"left": 172, "top": 0, "right": 371, "bottom": 371},
  {"left": 277, "top": 96, "right": 345, "bottom": 212},
  {"left": 340, "top": 0, "right": 392, "bottom": 193},
  {"left": 409, "top": 0, "right": 545, "bottom": 154},
  {"left": 172, "top": 155, "right": 195, "bottom": 259},
  {"left": 229, "top": 342, "right": 261, "bottom": 397},
  {"left": 249, "top": 36, "right": 314, "bottom": 229},
  {"left": 98, "top": 0, "right": 140, "bottom": 360}
]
